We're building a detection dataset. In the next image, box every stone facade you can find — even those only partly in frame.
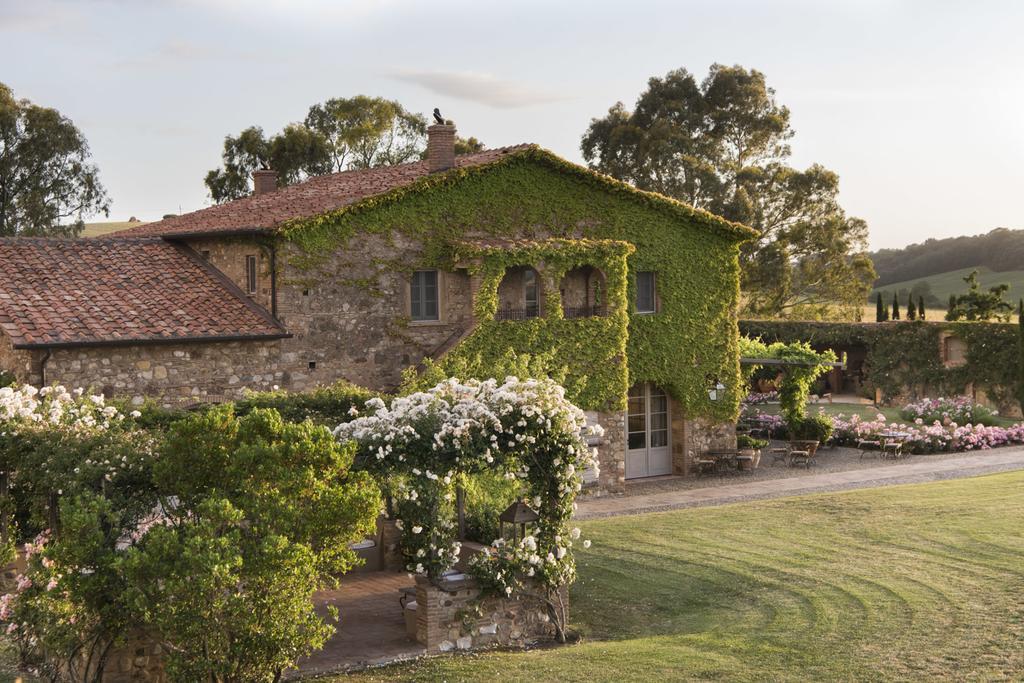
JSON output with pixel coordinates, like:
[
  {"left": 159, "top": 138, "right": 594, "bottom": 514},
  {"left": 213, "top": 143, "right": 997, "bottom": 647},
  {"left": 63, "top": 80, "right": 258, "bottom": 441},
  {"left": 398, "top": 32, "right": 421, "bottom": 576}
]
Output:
[
  {"left": 186, "top": 236, "right": 275, "bottom": 313},
  {"left": 413, "top": 575, "right": 560, "bottom": 653},
  {"left": 591, "top": 410, "right": 627, "bottom": 495},
  {"left": 94, "top": 636, "right": 167, "bottom": 683},
  {"left": 673, "top": 413, "right": 737, "bottom": 476},
  {"left": 39, "top": 340, "right": 288, "bottom": 406},
  {"left": 207, "top": 233, "right": 477, "bottom": 393},
  {"left": 0, "top": 334, "right": 32, "bottom": 384}
]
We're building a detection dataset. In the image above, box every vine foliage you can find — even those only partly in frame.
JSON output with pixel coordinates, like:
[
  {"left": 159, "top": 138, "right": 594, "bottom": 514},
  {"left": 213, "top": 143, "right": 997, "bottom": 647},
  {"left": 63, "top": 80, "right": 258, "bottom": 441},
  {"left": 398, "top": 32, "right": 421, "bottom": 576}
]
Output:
[{"left": 275, "top": 147, "right": 754, "bottom": 420}]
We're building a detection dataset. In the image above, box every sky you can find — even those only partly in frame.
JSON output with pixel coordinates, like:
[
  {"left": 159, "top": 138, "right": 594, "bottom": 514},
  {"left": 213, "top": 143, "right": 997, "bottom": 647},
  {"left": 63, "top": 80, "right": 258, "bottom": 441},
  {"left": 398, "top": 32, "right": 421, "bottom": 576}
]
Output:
[{"left": 2, "top": 0, "right": 1022, "bottom": 251}]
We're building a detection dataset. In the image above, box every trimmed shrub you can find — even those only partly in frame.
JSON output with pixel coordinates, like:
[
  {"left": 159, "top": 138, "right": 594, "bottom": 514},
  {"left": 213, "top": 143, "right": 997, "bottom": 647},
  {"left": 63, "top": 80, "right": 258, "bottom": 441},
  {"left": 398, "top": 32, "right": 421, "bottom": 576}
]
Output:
[
  {"left": 233, "top": 381, "right": 377, "bottom": 426},
  {"left": 786, "top": 414, "right": 833, "bottom": 443}
]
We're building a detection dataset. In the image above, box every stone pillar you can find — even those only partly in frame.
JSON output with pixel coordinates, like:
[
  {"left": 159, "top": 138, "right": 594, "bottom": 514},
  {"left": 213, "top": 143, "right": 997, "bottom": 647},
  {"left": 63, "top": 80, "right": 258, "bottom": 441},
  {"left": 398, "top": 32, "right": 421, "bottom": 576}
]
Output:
[{"left": 594, "top": 410, "right": 625, "bottom": 495}]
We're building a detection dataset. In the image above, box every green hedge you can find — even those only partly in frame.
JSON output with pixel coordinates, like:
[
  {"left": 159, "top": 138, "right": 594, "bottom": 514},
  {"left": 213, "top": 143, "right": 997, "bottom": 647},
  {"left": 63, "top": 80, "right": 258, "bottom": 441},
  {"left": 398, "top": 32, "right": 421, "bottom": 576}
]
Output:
[
  {"left": 740, "top": 320, "right": 1020, "bottom": 408},
  {"left": 119, "top": 381, "right": 378, "bottom": 431}
]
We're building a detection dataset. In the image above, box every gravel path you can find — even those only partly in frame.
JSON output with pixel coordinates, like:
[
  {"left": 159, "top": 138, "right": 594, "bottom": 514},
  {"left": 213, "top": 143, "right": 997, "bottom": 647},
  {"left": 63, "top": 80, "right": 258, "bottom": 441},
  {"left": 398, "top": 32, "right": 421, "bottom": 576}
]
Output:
[{"left": 576, "top": 444, "right": 1024, "bottom": 519}]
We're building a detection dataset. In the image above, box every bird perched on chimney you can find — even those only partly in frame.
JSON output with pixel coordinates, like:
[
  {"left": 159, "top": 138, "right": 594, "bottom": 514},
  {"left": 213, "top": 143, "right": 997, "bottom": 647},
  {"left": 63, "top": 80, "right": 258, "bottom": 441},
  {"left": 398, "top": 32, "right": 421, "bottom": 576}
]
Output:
[{"left": 433, "top": 108, "right": 444, "bottom": 125}]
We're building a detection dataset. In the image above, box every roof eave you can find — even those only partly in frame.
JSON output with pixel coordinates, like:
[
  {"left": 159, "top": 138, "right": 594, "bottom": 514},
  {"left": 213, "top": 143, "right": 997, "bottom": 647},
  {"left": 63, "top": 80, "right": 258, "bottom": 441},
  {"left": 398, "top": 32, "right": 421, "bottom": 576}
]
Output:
[{"left": 12, "top": 332, "right": 293, "bottom": 351}]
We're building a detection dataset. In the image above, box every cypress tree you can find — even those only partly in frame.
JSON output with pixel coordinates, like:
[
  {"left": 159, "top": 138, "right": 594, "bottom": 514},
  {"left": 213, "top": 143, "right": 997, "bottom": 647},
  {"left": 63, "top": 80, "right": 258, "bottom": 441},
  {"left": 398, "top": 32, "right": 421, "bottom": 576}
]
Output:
[
  {"left": 875, "top": 292, "right": 885, "bottom": 322},
  {"left": 892, "top": 292, "right": 900, "bottom": 320},
  {"left": 918, "top": 296, "right": 925, "bottom": 320},
  {"left": 948, "top": 294, "right": 957, "bottom": 317},
  {"left": 906, "top": 295, "right": 916, "bottom": 320}
]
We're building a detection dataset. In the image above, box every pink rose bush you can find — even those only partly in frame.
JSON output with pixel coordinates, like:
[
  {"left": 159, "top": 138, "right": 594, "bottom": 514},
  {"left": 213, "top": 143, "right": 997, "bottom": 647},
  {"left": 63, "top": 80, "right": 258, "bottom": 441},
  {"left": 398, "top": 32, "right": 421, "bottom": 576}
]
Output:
[
  {"left": 829, "top": 409, "right": 1024, "bottom": 454},
  {"left": 899, "top": 396, "right": 999, "bottom": 427}
]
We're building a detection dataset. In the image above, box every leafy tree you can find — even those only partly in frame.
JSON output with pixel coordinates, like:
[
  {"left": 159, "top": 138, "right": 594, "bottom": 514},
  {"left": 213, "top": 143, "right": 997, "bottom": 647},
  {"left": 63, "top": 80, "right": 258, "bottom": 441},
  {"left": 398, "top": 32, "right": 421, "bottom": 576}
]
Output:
[
  {"left": 204, "top": 125, "right": 333, "bottom": 203},
  {"left": 945, "top": 270, "right": 1013, "bottom": 322},
  {"left": 205, "top": 97, "right": 485, "bottom": 203},
  {"left": 580, "top": 65, "right": 874, "bottom": 318},
  {"left": 918, "top": 296, "right": 926, "bottom": 320},
  {"left": 891, "top": 292, "right": 900, "bottom": 320},
  {"left": 304, "top": 96, "right": 427, "bottom": 171},
  {"left": 0, "top": 82, "right": 109, "bottom": 236},
  {"left": 454, "top": 136, "right": 485, "bottom": 155},
  {"left": 875, "top": 292, "right": 885, "bottom": 322}
]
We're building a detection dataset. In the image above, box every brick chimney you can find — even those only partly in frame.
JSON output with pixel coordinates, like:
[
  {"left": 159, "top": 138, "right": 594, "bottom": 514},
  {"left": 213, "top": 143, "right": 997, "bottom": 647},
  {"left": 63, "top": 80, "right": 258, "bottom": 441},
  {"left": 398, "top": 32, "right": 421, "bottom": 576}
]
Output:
[
  {"left": 253, "top": 168, "right": 277, "bottom": 195},
  {"left": 426, "top": 122, "right": 456, "bottom": 173}
]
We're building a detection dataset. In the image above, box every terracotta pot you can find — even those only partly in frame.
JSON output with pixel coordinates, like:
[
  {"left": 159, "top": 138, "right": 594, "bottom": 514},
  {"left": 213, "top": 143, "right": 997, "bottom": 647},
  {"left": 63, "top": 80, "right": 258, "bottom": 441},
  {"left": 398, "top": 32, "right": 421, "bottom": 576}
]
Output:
[{"left": 738, "top": 448, "right": 761, "bottom": 470}]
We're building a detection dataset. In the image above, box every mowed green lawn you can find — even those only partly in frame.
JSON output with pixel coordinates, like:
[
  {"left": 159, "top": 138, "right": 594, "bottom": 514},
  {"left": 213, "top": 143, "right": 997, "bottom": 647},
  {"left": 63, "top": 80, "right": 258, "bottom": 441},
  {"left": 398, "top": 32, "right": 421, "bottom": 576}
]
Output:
[{"left": 347, "top": 472, "right": 1024, "bottom": 682}]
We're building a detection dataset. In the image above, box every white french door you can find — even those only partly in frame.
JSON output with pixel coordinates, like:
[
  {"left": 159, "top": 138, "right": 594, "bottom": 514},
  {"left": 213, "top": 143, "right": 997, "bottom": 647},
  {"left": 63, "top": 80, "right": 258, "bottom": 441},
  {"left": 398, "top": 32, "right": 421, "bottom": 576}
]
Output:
[{"left": 625, "top": 383, "right": 671, "bottom": 479}]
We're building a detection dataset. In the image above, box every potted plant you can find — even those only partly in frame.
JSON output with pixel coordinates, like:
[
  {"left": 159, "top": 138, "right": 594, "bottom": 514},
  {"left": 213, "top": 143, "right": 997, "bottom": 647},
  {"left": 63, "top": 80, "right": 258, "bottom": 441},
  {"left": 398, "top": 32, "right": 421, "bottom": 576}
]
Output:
[{"left": 736, "top": 434, "right": 767, "bottom": 470}]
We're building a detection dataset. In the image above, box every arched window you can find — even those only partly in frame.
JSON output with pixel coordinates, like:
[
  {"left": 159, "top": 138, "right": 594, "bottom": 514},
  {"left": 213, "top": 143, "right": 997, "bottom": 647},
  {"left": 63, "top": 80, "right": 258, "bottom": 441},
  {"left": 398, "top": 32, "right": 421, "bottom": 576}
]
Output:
[
  {"left": 496, "top": 266, "right": 543, "bottom": 320},
  {"left": 560, "top": 266, "right": 607, "bottom": 318}
]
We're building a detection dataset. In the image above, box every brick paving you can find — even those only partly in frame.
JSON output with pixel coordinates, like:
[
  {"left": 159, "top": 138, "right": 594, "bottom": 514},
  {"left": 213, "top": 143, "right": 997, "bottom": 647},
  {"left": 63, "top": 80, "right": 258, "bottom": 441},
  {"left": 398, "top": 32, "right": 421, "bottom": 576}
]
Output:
[
  {"left": 291, "top": 571, "right": 423, "bottom": 677},
  {"left": 576, "top": 447, "right": 1024, "bottom": 519}
]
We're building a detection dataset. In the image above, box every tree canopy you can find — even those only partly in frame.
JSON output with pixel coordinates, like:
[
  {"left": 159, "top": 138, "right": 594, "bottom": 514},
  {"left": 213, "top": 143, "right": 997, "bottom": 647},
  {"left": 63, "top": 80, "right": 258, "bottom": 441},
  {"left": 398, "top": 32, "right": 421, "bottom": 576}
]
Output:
[
  {"left": 205, "top": 96, "right": 484, "bottom": 203},
  {"left": 581, "top": 64, "right": 874, "bottom": 319},
  {"left": 945, "top": 270, "right": 1013, "bottom": 322},
  {"left": 0, "top": 82, "right": 109, "bottom": 236}
]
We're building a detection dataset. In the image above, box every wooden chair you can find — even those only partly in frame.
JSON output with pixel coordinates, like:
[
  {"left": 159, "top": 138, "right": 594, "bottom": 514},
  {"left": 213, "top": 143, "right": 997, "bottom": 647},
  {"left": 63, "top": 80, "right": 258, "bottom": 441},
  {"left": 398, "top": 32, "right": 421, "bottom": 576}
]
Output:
[
  {"left": 788, "top": 440, "right": 820, "bottom": 468},
  {"left": 690, "top": 450, "right": 717, "bottom": 477},
  {"left": 881, "top": 439, "right": 904, "bottom": 459},
  {"left": 770, "top": 444, "right": 790, "bottom": 465},
  {"left": 858, "top": 439, "right": 882, "bottom": 459}
]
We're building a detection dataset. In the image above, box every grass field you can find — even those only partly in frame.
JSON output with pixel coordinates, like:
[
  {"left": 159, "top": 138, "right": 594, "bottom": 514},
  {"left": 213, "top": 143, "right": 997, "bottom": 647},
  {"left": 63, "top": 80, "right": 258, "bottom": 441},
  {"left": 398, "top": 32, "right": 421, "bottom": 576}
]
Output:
[
  {"left": 345, "top": 471, "right": 1024, "bottom": 682},
  {"left": 80, "top": 220, "right": 146, "bottom": 237},
  {"left": 871, "top": 266, "right": 1024, "bottom": 310}
]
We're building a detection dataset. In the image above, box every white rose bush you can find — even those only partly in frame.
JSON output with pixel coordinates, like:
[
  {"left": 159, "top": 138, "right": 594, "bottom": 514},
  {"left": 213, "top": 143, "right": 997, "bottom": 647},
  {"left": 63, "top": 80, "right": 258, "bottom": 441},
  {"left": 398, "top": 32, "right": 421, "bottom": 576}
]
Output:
[{"left": 336, "top": 377, "right": 599, "bottom": 640}]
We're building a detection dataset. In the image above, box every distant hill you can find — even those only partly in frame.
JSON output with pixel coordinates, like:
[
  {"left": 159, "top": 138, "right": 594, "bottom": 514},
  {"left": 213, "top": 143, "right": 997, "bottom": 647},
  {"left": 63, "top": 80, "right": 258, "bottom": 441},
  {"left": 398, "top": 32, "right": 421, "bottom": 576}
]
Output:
[
  {"left": 81, "top": 220, "right": 147, "bottom": 237},
  {"left": 871, "top": 227, "right": 1024, "bottom": 286},
  {"left": 870, "top": 266, "right": 1024, "bottom": 308}
]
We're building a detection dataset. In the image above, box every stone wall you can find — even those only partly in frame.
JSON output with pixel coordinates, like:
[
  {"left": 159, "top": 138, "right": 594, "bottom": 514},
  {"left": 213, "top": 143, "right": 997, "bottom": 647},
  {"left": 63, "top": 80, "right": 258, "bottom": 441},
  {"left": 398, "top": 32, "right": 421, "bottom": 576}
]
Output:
[
  {"left": 590, "top": 410, "right": 626, "bottom": 495},
  {"left": 0, "top": 332, "right": 33, "bottom": 384},
  {"left": 95, "top": 635, "right": 167, "bottom": 683},
  {"left": 270, "top": 234, "right": 475, "bottom": 392},
  {"left": 676, "top": 415, "right": 737, "bottom": 476},
  {"left": 185, "top": 236, "right": 274, "bottom": 313},
  {"left": 42, "top": 340, "right": 289, "bottom": 407},
  {"left": 413, "top": 575, "right": 560, "bottom": 653}
]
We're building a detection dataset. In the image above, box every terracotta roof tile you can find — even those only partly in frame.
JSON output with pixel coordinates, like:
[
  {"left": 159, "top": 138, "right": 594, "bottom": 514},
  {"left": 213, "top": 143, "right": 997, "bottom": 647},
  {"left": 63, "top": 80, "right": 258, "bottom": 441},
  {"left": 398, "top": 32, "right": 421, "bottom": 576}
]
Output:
[
  {"left": 0, "top": 238, "right": 288, "bottom": 348},
  {"left": 115, "top": 146, "right": 534, "bottom": 238}
]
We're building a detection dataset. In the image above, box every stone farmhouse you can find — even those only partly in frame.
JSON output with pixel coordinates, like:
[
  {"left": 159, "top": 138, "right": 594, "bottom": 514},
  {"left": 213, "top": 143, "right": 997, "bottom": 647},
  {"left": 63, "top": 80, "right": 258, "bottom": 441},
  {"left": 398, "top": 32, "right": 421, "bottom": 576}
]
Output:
[{"left": 0, "top": 124, "right": 755, "bottom": 494}]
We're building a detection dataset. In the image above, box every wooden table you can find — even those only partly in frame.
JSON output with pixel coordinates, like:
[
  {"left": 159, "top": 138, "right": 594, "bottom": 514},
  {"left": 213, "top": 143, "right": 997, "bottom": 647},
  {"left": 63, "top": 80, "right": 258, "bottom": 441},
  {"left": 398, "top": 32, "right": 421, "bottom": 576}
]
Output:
[
  {"left": 878, "top": 431, "right": 911, "bottom": 459},
  {"left": 703, "top": 449, "right": 741, "bottom": 474}
]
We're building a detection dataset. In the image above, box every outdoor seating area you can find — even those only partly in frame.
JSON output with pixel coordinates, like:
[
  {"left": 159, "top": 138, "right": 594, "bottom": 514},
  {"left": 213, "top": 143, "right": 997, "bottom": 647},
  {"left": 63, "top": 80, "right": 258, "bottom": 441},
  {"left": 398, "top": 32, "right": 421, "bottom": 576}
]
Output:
[{"left": 858, "top": 432, "right": 912, "bottom": 460}]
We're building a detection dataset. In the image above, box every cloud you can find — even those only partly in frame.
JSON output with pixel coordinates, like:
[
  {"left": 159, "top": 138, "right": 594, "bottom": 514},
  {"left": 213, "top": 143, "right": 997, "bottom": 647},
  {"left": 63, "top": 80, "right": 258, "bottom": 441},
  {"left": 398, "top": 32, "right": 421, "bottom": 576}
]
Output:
[
  {"left": 110, "top": 38, "right": 268, "bottom": 70},
  {"left": 390, "top": 70, "right": 570, "bottom": 109}
]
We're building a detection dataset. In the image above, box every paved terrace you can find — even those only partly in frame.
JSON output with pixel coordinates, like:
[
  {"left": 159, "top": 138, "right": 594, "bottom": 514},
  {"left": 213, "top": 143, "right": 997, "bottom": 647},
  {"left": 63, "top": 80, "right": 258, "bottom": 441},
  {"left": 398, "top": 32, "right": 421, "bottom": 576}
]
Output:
[{"left": 577, "top": 446, "right": 1024, "bottom": 519}]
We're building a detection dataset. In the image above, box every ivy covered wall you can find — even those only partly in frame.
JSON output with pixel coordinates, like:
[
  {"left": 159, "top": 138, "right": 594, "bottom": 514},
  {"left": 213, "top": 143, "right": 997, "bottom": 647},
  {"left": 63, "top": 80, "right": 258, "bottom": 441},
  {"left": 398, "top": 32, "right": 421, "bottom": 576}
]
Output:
[
  {"left": 277, "top": 148, "right": 753, "bottom": 420},
  {"left": 740, "top": 320, "right": 1020, "bottom": 411}
]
